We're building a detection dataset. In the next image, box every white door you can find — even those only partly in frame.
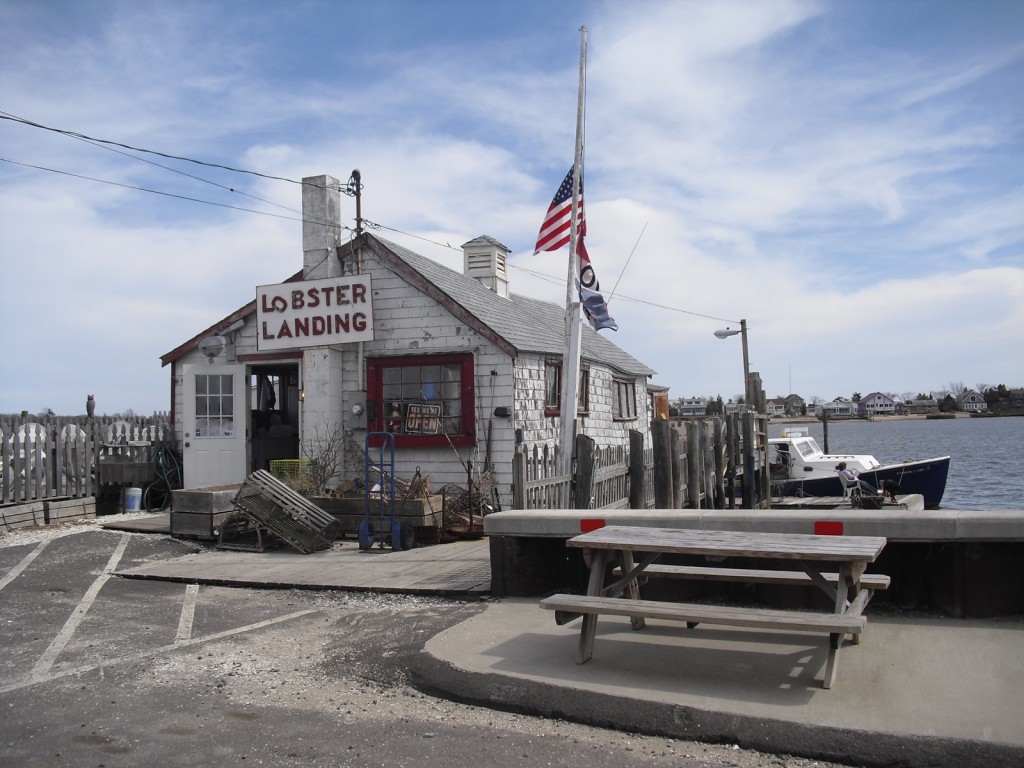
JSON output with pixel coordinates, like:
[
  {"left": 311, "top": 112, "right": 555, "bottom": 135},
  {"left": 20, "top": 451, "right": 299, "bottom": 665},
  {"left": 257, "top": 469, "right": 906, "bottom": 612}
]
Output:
[{"left": 182, "top": 363, "right": 248, "bottom": 489}]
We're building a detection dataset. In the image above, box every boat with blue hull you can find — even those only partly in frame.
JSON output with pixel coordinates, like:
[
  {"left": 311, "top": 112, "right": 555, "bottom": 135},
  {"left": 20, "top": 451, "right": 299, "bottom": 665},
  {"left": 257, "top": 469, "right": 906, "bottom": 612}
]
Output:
[{"left": 768, "top": 427, "right": 950, "bottom": 508}]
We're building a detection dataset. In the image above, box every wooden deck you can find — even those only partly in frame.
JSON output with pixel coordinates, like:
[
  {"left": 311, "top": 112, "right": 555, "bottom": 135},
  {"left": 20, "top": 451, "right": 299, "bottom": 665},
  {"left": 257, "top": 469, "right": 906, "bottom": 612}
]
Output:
[{"left": 110, "top": 515, "right": 490, "bottom": 596}]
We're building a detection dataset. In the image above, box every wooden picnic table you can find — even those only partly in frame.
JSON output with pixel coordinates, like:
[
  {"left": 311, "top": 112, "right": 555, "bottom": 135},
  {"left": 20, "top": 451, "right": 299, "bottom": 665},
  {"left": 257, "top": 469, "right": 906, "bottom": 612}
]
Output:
[{"left": 540, "top": 526, "right": 888, "bottom": 689}]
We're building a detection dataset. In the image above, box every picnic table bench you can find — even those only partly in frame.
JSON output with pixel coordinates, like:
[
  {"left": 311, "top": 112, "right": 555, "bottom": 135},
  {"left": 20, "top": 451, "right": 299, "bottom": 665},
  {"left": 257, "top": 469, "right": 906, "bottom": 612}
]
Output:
[{"left": 540, "top": 526, "right": 888, "bottom": 689}]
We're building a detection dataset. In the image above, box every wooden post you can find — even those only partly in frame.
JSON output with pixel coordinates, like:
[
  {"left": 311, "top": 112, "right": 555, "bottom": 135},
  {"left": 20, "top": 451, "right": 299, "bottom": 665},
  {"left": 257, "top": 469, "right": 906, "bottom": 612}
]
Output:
[
  {"left": 701, "top": 420, "right": 714, "bottom": 508},
  {"left": 574, "top": 434, "right": 596, "bottom": 509},
  {"left": 512, "top": 444, "right": 525, "bottom": 509},
  {"left": 757, "top": 415, "right": 770, "bottom": 509},
  {"left": 822, "top": 411, "right": 830, "bottom": 453},
  {"left": 685, "top": 420, "right": 700, "bottom": 508},
  {"left": 742, "top": 411, "right": 756, "bottom": 508},
  {"left": 651, "top": 419, "right": 673, "bottom": 509},
  {"left": 713, "top": 417, "right": 726, "bottom": 509},
  {"left": 670, "top": 426, "right": 683, "bottom": 509},
  {"left": 725, "top": 413, "right": 737, "bottom": 509},
  {"left": 628, "top": 429, "right": 645, "bottom": 509}
]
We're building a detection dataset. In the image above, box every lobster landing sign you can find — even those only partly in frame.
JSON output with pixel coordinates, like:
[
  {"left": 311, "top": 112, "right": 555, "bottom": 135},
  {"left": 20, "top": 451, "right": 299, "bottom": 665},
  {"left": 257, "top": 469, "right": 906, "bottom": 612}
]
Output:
[{"left": 256, "top": 275, "right": 374, "bottom": 351}]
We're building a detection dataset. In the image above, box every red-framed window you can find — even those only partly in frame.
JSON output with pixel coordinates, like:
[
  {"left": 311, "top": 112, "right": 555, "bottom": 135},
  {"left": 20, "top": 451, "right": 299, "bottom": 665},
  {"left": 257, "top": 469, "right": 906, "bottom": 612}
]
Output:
[
  {"left": 544, "top": 359, "right": 589, "bottom": 417},
  {"left": 366, "top": 353, "right": 475, "bottom": 447}
]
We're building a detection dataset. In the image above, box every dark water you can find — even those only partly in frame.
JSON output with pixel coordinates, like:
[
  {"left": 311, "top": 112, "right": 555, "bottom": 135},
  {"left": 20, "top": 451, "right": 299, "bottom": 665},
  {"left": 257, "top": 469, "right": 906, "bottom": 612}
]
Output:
[{"left": 769, "top": 417, "right": 1024, "bottom": 510}]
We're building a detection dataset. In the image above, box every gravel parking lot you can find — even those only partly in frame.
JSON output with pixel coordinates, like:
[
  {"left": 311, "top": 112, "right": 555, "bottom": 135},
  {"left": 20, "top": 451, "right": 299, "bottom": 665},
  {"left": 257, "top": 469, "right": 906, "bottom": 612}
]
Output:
[{"left": 0, "top": 517, "right": 850, "bottom": 768}]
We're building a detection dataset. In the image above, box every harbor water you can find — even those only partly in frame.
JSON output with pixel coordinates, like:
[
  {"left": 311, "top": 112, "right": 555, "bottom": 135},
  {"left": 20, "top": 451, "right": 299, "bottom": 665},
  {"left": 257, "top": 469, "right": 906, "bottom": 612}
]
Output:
[{"left": 769, "top": 416, "right": 1024, "bottom": 510}]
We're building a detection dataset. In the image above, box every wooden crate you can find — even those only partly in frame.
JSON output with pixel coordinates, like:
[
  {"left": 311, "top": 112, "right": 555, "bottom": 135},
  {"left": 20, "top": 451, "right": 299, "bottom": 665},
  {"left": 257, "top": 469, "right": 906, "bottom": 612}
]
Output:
[
  {"left": 313, "top": 494, "right": 442, "bottom": 536},
  {"left": 170, "top": 484, "right": 241, "bottom": 540}
]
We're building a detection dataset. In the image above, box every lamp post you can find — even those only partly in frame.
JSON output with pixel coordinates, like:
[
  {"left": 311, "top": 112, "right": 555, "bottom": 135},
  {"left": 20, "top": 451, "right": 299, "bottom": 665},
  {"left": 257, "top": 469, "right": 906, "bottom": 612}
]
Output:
[{"left": 714, "top": 318, "right": 751, "bottom": 408}]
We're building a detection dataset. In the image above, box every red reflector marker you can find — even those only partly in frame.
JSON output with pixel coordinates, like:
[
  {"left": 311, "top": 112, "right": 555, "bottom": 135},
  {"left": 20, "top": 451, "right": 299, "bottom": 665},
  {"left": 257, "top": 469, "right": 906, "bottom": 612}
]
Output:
[
  {"left": 580, "top": 518, "right": 606, "bottom": 533},
  {"left": 814, "top": 520, "right": 844, "bottom": 536}
]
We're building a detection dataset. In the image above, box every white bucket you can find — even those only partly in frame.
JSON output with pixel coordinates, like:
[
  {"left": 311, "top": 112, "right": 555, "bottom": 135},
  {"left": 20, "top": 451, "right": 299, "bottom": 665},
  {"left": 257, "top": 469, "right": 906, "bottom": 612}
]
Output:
[{"left": 124, "top": 487, "right": 143, "bottom": 513}]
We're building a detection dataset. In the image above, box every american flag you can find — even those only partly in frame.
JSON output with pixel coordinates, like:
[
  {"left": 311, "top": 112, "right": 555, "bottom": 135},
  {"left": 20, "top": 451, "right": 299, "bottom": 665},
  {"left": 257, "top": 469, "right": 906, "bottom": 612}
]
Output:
[
  {"left": 534, "top": 166, "right": 617, "bottom": 331},
  {"left": 533, "top": 167, "right": 585, "bottom": 254}
]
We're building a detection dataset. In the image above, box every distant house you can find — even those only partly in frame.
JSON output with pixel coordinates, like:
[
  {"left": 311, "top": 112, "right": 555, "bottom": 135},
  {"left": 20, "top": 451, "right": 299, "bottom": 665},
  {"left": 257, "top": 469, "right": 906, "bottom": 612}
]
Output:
[
  {"left": 906, "top": 398, "right": 939, "bottom": 415},
  {"left": 676, "top": 397, "right": 707, "bottom": 417},
  {"left": 766, "top": 398, "right": 786, "bottom": 418},
  {"left": 783, "top": 394, "right": 805, "bottom": 417},
  {"left": 958, "top": 390, "right": 988, "bottom": 412},
  {"left": 160, "top": 173, "right": 656, "bottom": 503},
  {"left": 820, "top": 397, "right": 856, "bottom": 418},
  {"left": 859, "top": 392, "right": 896, "bottom": 417},
  {"left": 1010, "top": 389, "right": 1024, "bottom": 408}
]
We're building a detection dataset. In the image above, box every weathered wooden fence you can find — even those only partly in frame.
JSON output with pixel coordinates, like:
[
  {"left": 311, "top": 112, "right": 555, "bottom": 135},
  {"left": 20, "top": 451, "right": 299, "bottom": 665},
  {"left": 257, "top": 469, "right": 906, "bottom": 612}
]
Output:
[
  {"left": 0, "top": 415, "right": 173, "bottom": 506},
  {"left": 511, "top": 429, "right": 655, "bottom": 510},
  {"left": 510, "top": 414, "right": 769, "bottom": 511}
]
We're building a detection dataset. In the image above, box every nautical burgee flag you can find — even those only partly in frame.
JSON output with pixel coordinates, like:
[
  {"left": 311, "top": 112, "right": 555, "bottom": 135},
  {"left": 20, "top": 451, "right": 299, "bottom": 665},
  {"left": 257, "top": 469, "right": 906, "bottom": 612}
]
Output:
[{"left": 534, "top": 167, "right": 617, "bottom": 331}]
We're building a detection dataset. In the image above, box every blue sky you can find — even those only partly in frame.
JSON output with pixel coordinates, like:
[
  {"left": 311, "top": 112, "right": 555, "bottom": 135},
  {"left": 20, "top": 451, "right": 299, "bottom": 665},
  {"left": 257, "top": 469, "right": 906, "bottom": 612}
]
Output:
[{"left": 1, "top": 0, "right": 1022, "bottom": 416}]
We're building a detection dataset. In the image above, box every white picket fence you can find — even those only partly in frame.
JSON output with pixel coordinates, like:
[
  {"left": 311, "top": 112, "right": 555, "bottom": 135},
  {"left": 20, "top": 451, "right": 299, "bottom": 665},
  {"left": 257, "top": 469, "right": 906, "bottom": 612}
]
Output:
[{"left": 0, "top": 415, "right": 173, "bottom": 505}]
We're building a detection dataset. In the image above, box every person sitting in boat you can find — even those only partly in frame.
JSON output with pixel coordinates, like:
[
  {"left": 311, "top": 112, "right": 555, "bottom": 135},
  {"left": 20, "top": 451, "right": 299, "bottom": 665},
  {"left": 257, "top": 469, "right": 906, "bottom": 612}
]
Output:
[
  {"left": 771, "top": 444, "right": 790, "bottom": 471},
  {"left": 836, "top": 462, "right": 878, "bottom": 495}
]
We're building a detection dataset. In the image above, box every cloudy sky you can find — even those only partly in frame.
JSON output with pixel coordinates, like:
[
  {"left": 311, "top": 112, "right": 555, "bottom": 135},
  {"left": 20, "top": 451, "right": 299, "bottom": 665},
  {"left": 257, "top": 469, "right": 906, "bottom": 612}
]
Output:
[{"left": 2, "top": 0, "right": 1022, "bottom": 416}]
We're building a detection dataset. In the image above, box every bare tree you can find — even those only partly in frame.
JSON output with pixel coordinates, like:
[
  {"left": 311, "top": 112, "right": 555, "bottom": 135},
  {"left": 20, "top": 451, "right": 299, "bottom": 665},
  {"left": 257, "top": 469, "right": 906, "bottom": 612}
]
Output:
[
  {"left": 947, "top": 381, "right": 968, "bottom": 398},
  {"left": 298, "top": 422, "right": 354, "bottom": 496}
]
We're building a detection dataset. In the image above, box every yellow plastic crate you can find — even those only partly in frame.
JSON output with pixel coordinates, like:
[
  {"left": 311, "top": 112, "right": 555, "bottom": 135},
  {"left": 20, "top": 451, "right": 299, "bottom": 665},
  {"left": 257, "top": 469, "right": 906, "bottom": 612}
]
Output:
[{"left": 268, "top": 459, "right": 310, "bottom": 482}]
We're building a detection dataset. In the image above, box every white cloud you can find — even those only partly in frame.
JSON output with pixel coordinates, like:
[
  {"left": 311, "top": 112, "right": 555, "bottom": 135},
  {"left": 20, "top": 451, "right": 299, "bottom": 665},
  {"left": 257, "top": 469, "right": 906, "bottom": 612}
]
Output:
[{"left": 1, "top": 0, "right": 1022, "bottom": 415}]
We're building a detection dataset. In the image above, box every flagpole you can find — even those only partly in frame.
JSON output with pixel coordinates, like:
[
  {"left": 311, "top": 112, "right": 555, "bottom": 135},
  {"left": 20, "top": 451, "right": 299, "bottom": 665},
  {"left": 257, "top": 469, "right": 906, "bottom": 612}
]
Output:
[{"left": 558, "top": 25, "right": 587, "bottom": 500}]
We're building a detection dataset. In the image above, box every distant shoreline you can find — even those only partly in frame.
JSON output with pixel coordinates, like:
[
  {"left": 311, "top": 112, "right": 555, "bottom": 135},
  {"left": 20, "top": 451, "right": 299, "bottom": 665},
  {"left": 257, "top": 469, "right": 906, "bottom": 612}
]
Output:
[{"left": 771, "top": 413, "right": 972, "bottom": 424}]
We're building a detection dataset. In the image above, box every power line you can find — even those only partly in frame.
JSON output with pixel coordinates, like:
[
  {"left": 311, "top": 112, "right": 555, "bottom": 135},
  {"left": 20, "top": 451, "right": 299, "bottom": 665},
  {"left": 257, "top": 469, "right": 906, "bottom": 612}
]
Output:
[
  {"left": 0, "top": 157, "right": 350, "bottom": 229},
  {"left": 367, "top": 220, "right": 738, "bottom": 325},
  {"left": 0, "top": 110, "right": 307, "bottom": 186},
  {"left": 1, "top": 115, "right": 736, "bottom": 326},
  {"left": 69, "top": 129, "right": 306, "bottom": 218}
]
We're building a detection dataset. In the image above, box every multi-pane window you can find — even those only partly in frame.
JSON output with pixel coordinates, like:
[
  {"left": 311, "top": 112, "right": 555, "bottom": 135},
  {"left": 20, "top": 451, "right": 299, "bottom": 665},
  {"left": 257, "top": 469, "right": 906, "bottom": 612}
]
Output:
[
  {"left": 368, "top": 354, "right": 474, "bottom": 446},
  {"left": 544, "top": 360, "right": 589, "bottom": 416},
  {"left": 194, "top": 373, "right": 236, "bottom": 437},
  {"left": 613, "top": 378, "right": 637, "bottom": 420}
]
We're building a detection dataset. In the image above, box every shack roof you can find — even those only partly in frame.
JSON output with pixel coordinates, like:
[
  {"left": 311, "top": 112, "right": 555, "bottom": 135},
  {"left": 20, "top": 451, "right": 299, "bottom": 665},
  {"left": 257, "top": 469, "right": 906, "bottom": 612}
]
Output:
[{"left": 162, "top": 233, "right": 654, "bottom": 378}]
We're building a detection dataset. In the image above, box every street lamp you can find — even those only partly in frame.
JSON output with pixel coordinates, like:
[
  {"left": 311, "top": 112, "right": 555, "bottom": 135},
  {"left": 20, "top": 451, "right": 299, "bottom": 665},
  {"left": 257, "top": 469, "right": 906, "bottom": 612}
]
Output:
[{"left": 714, "top": 318, "right": 751, "bottom": 407}]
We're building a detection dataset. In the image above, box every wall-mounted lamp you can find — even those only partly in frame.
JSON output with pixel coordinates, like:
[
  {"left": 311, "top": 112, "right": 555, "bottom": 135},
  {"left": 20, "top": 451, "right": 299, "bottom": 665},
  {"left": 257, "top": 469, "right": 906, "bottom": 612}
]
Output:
[
  {"left": 299, "top": 389, "right": 305, "bottom": 401},
  {"left": 198, "top": 335, "right": 226, "bottom": 364}
]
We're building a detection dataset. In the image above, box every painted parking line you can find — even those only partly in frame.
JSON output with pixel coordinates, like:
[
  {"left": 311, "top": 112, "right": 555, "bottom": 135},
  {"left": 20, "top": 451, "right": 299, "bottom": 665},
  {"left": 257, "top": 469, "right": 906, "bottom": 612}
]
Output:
[
  {"left": 29, "top": 533, "right": 130, "bottom": 679},
  {"left": 2, "top": 608, "right": 319, "bottom": 695},
  {"left": 0, "top": 540, "right": 50, "bottom": 592},
  {"left": 175, "top": 583, "right": 200, "bottom": 644}
]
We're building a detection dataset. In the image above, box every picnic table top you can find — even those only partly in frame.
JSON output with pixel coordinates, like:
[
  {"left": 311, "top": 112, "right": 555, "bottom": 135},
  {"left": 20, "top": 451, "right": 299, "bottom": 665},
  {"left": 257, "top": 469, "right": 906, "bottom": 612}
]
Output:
[{"left": 565, "top": 525, "right": 887, "bottom": 562}]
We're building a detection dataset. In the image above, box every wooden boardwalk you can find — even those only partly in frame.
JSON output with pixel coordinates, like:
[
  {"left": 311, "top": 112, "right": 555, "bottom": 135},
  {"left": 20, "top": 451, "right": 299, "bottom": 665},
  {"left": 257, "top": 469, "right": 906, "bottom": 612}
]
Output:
[{"left": 110, "top": 515, "right": 490, "bottom": 596}]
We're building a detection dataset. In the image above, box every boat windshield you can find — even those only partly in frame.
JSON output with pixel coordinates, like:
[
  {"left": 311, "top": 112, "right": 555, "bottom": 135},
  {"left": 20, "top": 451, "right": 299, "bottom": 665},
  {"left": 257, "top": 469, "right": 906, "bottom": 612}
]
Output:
[{"left": 795, "top": 439, "right": 821, "bottom": 458}]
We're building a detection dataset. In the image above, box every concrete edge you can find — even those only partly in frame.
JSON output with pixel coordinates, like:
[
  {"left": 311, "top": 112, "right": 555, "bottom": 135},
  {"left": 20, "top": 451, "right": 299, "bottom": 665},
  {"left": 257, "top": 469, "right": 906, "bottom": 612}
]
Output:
[
  {"left": 407, "top": 650, "right": 1024, "bottom": 768},
  {"left": 482, "top": 508, "right": 1024, "bottom": 541}
]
